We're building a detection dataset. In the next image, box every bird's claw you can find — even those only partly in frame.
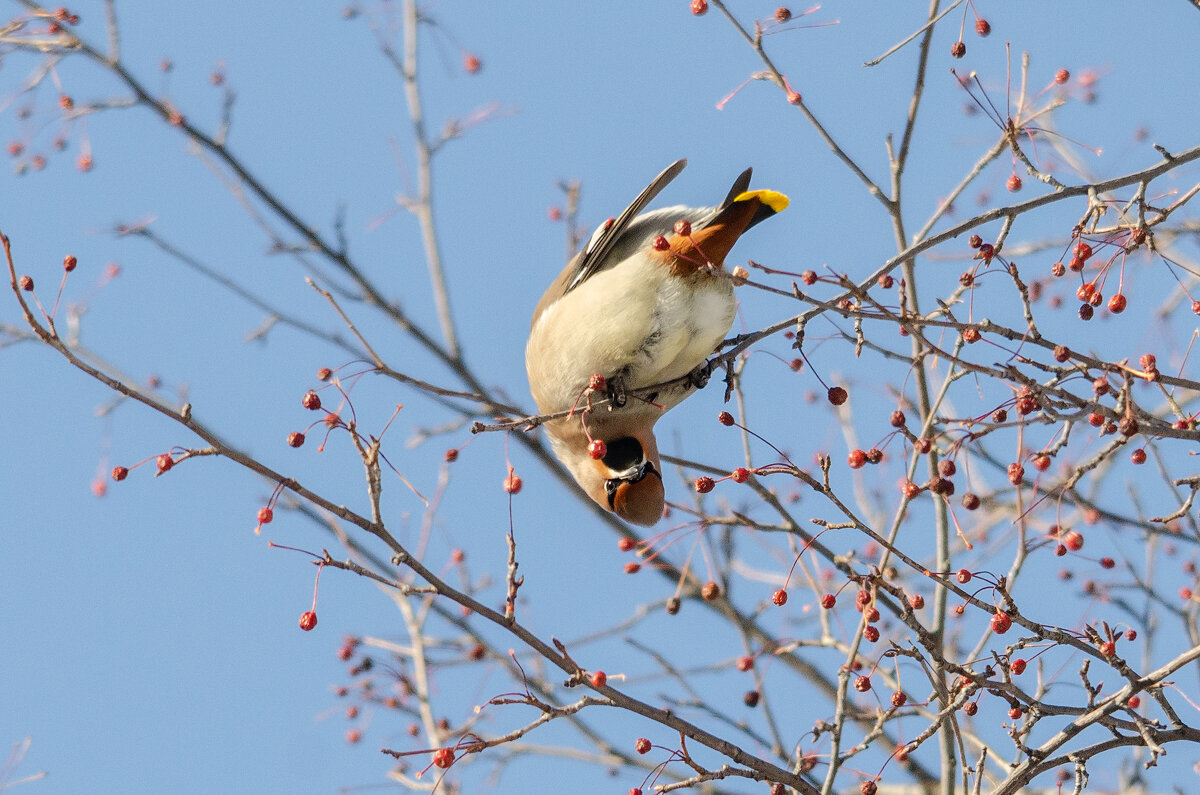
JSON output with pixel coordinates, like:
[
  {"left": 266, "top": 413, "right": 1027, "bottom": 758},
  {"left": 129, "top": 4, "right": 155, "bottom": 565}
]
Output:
[
  {"left": 689, "top": 360, "right": 715, "bottom": 390},
  {"left": 607, "top": 374, "right": 628, "bottom": 408}
]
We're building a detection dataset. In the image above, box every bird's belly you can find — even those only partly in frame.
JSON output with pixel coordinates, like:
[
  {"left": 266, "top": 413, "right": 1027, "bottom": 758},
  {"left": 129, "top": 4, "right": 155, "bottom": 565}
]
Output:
[
  {"left": 632, "top": 281, "right": 735, "bottom": 387},
  {"left": 526, "top": 265, "right": 734, "bottom": 414}
]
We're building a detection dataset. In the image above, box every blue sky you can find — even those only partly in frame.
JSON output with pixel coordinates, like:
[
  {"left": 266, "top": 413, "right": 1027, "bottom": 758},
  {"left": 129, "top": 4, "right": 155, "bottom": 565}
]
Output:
[{"left": 5, "top": 2, "right": 1200, "bottom": 793}]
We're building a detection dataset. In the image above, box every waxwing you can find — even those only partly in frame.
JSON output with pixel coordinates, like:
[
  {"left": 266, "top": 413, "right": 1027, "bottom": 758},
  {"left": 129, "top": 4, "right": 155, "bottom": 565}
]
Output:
[{"left": 526, "top": 158, "right": 787, "bottom": 525}]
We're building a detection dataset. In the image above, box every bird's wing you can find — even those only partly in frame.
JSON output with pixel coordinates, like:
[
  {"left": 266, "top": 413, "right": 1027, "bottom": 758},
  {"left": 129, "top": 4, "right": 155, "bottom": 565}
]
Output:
[{"left": 563, "top": 158, "right": 688, "bottom": 294}]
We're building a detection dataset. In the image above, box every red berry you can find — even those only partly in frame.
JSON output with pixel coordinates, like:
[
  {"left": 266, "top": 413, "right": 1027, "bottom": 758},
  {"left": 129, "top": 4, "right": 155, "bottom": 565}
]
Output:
[
  {"left": 1055, "top": 68, "right": 1070, "bottom": 84},
  {"left": 651, "top": 235, "right": 669, "bottom": 251},
  {"left": 316, "top": 367, "right": 333, "bottom": 381},
  {"left": 695, "top": 476, "right": 715, "bottom": 493},
  {"left": 975, "top": 18, "right": 991, "bottom": 36},
  {"left": 962, "top": 327, "right": 981, "bottom": 343},
  {"left": 673, "top": 218, "right": 692, "bottom": 236},
  {"left": 257, "top": 506, "right": 273, "bottom": 524},
  {"left": 854, "top": 675, "right": 872, "bottom": 692},
  {"left": 827, "top": 386, "right": 848, "bottom": 405},
  {"left": 863, "top": 625, "right": 880, "bottom": 642},
  {"left": 1128, "top": 695, "right": 1141, "bottom": 708},
  {"left": 1126, "top": 629, "right": 1138, "bottom": 640},
  {"left": 736, "top": 656, "right": 754, "bottom": 672},
  {"left": 939, "top": 459, "right": 957, "bottom": 477},
  {"left": 624, "top": 562, "right": 640, "bottom": 574},
  {"left": 820, "top": 593, "right": 836, "bottom": 609},
  {"left": 635, "top": 737, "right": 651, "bottom": 754},
  {"left": 1033, "top": 454, "right": 1050, "bottom": 472},
  {"left": 1075, "top": 242, "right": 1093, "bottom": 260},
  {"left": 878, "top": 274, "right": 894, "bottom": 289},
  {"left": 848, "top": 449, "right": 867, "bottom": 469},
  {"left": 299, "top": 610, "right": 318, "bottom": 631},
  {"left": 1064, "top": 530, "right": 1084, "bottom": 551},
  {"left": 462, "top": 53, "right": 481, "bottom": 74},
  {"left": 774, "top": 6, "right": 792, "bottom": 22},
  {"left": 302, "top": 390, "right": 322, "bottom": 410},
  {"left": 503, "top": 472, "right": 522, "bottom": 494},
  {"left": 865, "top": 448, "right": 883, "bottom": 464},
  {"left": 1051, "top": 261, "right": 1066, "bottom": 277},
  {"left": 951, "top": 41, "right": 966, "bottom": 58},
  {"left": 956, "top": 569, "right": 972, "bottom": 584},
  {"left": 617, "top": 537, "right": 635, "bottom": 552},
  {"left": 772, "top": 589, "right": 788, "bottom": 606},
  {"left": 432, "top": 748, "right": 454, "bottom": 768},
  {"left": 701, "top": 581, "right": 721, "bottom": 601},
  {"left": 801, "top": 269, "right": 817, "bottom": 285},
  {"left": 1079, "top": 303, "right": 1094, "bottom": 320},
  {"left": 717, "top": 411, "right": 735, "bottom": 426},
  {"left": 961, "top": 492, "right": 980, "bottom": 510},
  {"left": 1100, "top": 557, "right": 1115, "bottom": 569},
  {"left": 1130, "top": 448, "right": 1146, "bottom": 465},
  {"left": 690, "top": 0, "right": 707, "bottom": 14},
  {"left": 1007, "top": 462, "right": 1025, "bottom": 485},
  {"left": 111, "top": 466, "right": 129, "bottom": 481},
  {"left": 744, "top": 689, "right": 760, "bottom": 707},
  {"left": 731, "top": 467, "right": 750, "bottom": 483},
  {"left": 991, "top": 611, "right": 1012, "bottom": 634},
  {"left": 588, "top": 439, "right": 607, "bottom": 460},
  {"left": 1053, "top": 345, "right": 1071, "bottom": 362},
  {"left": 1011, "top": 658, "right": 1027, "bottom": 675},
  {"left": 287, "top": 431, "right": 305, "bottom": 448},
  {"left": 891, "top": 691, "right": 907, "bottom": 707},
  {"left": 156, "top": 453, "right": 174, "bottom": 473},
  {"left": 964, "top": 701, "right": 978, "bottom": 716},
  {"left": 1009, "top": 707, "right": 1023, "bottom": 719},
  {"left": 901, "top": 480, "right": 920, "bottom": 499},
  {"left": 890, "top": 410, "right": 906, "bottom": 427},
  {"left": 345, "top": 729, "right": 361, "bottom": 744},
  {"left": 909, "top": 594, "right": 925, "bottom": 609},
  {"left": 18, "top": 275, "right": 33, "bottom": 291},
  {"left": 591, "top": 670, "right": 607, "bottom": 688},
  {"left": 1006, "top": 174, "right": 1022, "bottom": 192},
  {"left": 1108, "top": 293, "right": 1127, "bottom": 313},
  {"left": 63, "top": 254, "right": 78, "bottom": 272}
]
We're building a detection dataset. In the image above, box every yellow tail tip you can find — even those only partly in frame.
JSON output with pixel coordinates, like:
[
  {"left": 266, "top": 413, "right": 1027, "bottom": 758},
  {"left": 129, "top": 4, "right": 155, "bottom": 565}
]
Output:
[{"left": 734, "top": 189, "right": 789, "bottom": 213}]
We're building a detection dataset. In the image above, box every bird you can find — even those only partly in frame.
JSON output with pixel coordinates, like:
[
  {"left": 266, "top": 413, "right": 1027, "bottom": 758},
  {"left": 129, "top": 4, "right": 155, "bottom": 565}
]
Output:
[{"left": 526, "top": 158, "right": 788, "bottom": 525}]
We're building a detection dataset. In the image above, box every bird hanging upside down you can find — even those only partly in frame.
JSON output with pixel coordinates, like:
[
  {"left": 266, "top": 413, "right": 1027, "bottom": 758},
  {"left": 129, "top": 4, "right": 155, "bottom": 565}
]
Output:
[{"left": 526, "top": 159, "right": 788, "bottom": 525}]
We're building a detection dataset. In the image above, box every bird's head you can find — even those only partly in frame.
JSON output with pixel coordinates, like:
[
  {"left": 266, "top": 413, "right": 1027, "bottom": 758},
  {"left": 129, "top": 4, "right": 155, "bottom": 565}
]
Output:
[
  {"left": 552, "top": 427, "right": 664, "bottom": 526},
  {"left": 593, "top": 433, "right": 665, "bottom": 526}
]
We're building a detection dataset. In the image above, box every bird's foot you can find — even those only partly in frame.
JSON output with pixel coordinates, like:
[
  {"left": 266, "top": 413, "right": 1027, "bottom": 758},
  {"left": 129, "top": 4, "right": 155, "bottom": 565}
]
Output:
[
  {"left": 688, "top": 359, "right": 715, "bottom": 390},
  {"left": 606, "top": 373, "right": 628, "bottom": 408}
]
